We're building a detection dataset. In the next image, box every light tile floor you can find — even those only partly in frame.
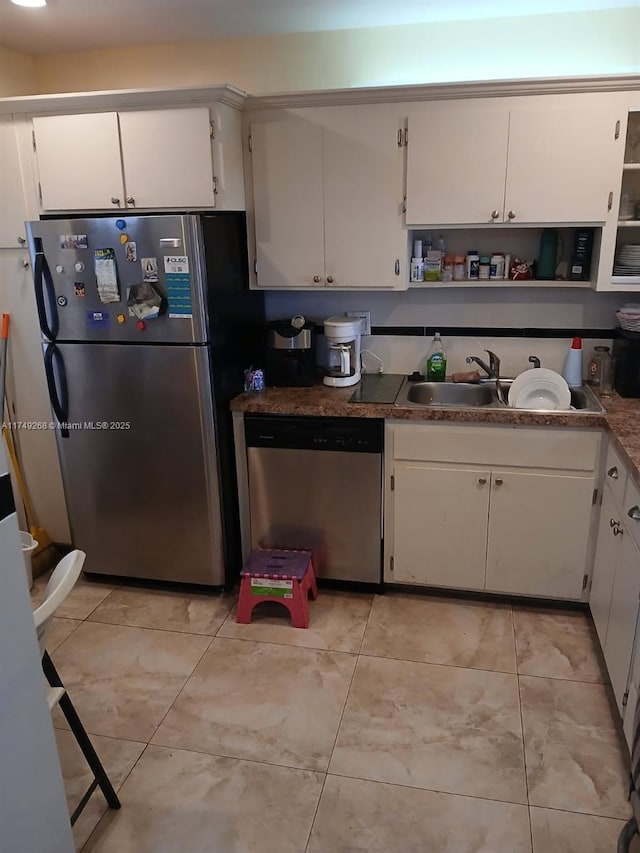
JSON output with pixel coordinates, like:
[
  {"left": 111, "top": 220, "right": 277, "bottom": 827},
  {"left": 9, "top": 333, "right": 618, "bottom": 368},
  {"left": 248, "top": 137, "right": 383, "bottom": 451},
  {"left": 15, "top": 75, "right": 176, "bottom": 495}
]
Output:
[{"left": 31, "top": 576, "right": 631, "bottom": 852}]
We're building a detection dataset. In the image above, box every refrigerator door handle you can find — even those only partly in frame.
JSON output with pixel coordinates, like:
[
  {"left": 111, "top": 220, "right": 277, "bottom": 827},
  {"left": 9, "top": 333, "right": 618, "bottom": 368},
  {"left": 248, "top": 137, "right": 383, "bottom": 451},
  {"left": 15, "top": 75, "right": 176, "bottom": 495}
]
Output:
[
  {"left": 44, "top": 342, "right": 69, "bottom": 438},
  {"left": 33, "top": 238, "right": 59, "bottom": 342}
]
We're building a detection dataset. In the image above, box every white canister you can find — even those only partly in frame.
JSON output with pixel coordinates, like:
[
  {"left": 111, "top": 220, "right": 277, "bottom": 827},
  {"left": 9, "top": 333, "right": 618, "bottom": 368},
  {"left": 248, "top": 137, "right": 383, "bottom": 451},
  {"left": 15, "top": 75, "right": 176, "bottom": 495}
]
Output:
[{"left": 490, "top": 254, "right": 505, "bottom": 280}]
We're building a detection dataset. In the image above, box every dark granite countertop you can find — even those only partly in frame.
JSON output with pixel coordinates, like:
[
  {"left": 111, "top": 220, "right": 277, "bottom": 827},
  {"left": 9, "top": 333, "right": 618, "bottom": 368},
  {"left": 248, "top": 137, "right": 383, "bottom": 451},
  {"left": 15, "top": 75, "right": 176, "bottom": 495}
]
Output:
[{"left": 230, "top": 381, "right": 640, "bottom": 488}]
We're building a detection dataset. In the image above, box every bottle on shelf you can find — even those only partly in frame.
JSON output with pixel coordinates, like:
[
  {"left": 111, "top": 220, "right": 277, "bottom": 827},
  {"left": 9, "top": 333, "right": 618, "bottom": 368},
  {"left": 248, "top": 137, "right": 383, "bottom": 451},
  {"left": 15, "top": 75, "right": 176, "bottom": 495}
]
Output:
[
  {"left": 437, "top": 234, "right": 447, "bottom": 259},
  {"left": 466, "top": 250, "right": 480, "bottom": 280},
  {"left": 424, "top": 332, "right": 447, "bottom": 381}
]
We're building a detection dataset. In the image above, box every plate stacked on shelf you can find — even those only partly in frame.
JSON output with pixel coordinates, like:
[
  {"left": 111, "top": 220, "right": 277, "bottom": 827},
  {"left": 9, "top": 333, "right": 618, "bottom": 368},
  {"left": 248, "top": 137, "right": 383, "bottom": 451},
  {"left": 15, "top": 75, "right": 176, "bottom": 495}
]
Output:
[
  {"left": 613, "top": 244, "right": 640, "bottom": 276},
  {"left": 508, "top": 368, "right": 571, "bottom": 411},
  {"left": 616, "top": 304, "right": 640, "bottom": 332}
]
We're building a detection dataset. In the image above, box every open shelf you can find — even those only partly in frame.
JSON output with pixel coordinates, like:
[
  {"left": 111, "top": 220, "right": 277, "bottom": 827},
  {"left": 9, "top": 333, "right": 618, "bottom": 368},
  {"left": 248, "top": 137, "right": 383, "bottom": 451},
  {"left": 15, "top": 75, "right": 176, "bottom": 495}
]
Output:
[
  {"left": 618, "top": 220, "right": 640, "bottom": 227},
  {"left": 612, "top": 275, "right": 640, "bottom": 285},
  {"left": 409, "top": 279, "right": 593, "bottom": 289},
  {"left": 623, "top": 163, "right": 640, "bottom": 171}
]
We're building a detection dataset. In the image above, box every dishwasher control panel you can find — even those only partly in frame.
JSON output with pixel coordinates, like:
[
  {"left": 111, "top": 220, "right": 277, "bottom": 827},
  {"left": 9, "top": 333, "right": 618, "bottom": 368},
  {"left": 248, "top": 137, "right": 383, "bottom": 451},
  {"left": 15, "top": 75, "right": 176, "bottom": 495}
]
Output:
[{"left": 244, "top": 415, "right": 384, "bottom": 453}]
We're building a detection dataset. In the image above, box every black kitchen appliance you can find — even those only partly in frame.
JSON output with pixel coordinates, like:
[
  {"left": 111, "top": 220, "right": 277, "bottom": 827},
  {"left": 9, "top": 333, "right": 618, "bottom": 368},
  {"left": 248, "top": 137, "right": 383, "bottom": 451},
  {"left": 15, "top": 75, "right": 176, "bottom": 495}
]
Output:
[
  {"left": 266, "top": 316, "right": 316, "bottom": 387},
  {"left": 613, "top": 329, "right": 640, "bottom": 397}
]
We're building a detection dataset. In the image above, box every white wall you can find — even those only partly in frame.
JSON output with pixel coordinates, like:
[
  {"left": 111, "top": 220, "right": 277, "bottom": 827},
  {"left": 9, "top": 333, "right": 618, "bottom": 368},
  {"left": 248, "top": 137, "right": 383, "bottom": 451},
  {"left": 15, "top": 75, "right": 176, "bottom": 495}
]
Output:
[
  {"left": 30, "top": 6, "right": 640, "bottom": 96},
  {"left": 0, "top": 439, "right": 74, "bottom": 853},
  {"left": 0, "top": 45, "right": 37, "bottom": 96},
  {"left": 265, "top": 286, "right": 622, "bottom": 376}
]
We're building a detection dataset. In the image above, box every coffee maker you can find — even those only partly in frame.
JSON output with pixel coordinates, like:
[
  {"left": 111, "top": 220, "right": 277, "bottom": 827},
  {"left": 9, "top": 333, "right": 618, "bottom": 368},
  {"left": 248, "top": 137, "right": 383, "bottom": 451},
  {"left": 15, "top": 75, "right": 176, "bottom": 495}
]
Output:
[
  {"left": 266, "top": 315, "right": 316, "bottom": 387},
  {"left": 323, "top": 316, "right": 362, "bottom": 388}
]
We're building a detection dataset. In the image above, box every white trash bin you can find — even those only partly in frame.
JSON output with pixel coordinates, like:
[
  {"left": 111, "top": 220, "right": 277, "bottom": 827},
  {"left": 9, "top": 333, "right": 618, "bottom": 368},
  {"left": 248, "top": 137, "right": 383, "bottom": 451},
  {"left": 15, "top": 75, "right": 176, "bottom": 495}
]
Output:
[{"left": 20, "top": 531, "right": 37, "bottom": 590}]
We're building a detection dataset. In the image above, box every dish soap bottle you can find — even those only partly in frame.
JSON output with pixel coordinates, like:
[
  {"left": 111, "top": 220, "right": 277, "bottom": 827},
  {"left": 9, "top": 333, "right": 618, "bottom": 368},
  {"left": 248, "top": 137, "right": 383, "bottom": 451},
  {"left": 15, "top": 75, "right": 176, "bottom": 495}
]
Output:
[
  {"left": 425, "top": 332, "right": 447, "bottom": 381},
  {"left": 562, "top": 336, "right": 583, "bottom": 388}
]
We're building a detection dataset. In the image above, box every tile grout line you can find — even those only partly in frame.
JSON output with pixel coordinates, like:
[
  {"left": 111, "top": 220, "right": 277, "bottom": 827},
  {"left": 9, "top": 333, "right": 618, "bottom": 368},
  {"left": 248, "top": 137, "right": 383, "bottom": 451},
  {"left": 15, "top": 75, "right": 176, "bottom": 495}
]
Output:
[
  {"left": 303, "top": 635, "right": 364, "bottom": 853},
  {"left": 514, "top": 606, "right": 535, "bottom": 852},
  {"left": 79, "top": 741, "right": 153, "bottom": 853},
  {"left": 356, "top": 593, "right": 376, "bottom": 655},
  {"left": 140, "top": 633, "right": 217, "bottom": 748}
]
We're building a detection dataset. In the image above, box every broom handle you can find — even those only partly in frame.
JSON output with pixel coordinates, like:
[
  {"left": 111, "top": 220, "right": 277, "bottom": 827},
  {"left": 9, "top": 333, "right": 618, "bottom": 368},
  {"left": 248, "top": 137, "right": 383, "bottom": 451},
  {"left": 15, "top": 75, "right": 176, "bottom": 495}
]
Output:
[{"left": 3, "top": 426, "right": 36, "bottom": 530}]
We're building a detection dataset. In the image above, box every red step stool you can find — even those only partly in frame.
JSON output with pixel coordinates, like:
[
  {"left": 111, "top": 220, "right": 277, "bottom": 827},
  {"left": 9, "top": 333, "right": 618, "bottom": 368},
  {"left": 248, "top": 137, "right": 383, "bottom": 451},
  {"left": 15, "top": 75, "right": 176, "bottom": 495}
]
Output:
[{"left": 236, "top": 549, "right": 318, "bottom": 629}]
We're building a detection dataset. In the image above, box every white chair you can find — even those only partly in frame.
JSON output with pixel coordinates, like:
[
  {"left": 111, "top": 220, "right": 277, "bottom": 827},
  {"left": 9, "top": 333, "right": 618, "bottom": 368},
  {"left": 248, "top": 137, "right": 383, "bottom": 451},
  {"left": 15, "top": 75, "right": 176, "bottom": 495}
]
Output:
[{"left": 33, "top": 550, "right": 120, "bottom": 826}]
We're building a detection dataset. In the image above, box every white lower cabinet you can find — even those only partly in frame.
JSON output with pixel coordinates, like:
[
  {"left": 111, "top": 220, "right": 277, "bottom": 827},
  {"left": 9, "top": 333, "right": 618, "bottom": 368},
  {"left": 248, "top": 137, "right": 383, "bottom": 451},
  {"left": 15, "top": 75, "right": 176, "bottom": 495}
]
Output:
[
  {"left": 392, "top": 464, "right": 489, "bottom": 590},
  {"left": 589, "top": 444, "right": 640, "bottom": 731},
  {"left": 606, "top": 527, "right": 640, "bottom": 713},
  {"left": 485, "top": 470, "right": 594, "bottom": 598},
  {"left": 387, "top": 423, "right": 599, "bottom": 599}
]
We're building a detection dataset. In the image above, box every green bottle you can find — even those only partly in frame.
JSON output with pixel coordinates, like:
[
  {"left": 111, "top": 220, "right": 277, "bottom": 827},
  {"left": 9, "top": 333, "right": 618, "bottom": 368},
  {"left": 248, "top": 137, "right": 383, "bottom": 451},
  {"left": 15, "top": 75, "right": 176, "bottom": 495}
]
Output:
[{"left": 425, "top": 332, "right": 447, "bottom": 381}]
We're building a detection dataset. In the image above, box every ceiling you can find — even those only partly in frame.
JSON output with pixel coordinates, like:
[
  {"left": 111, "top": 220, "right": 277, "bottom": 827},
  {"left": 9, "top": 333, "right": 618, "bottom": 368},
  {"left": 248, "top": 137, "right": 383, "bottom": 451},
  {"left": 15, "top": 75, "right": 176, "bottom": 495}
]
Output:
[{"left": 0, "top": 0, "right": 637, "bottom": 55}]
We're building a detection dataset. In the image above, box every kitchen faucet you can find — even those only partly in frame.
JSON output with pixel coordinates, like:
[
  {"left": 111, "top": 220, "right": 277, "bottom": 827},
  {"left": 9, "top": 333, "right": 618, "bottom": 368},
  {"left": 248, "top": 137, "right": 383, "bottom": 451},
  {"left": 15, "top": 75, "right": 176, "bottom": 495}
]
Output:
[
  {"left": 466, "top": 350, "right": 501, "bottom": 379},
  {"left": 466, "top": 350, "right": 505, "bottom": 404}
]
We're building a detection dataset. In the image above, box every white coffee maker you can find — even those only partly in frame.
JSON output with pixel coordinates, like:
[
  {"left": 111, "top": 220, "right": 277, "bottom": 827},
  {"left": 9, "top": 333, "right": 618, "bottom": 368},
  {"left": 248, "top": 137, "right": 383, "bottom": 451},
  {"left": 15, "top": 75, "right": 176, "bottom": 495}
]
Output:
[{"left": 323, "top": 316, "right": 362, "bottom": 388}]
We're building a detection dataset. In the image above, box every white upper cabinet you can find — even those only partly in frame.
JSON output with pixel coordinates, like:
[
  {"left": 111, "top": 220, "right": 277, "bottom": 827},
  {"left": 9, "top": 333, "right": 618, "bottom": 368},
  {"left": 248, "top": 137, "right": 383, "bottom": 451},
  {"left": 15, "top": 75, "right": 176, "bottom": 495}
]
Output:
[
  {"left": 322, "top": 107, "right": 406, "bottom": 288},
  {"left": 251, "top": 118, "right": 325, "bottom": 288},
  {"left": 0, "top": 117, "right": 29, "bottom": 248},
  {"left": 118, "top": 108, "right": 215, "bottom": 209},
  {"left": 505, "top": 107, "right": 619, "bottom": 224},
  {"left": 33, "top": 107, "right": 223, "bottom": 211},
  {"left": 406, "top": 98, "right": 619, "bottom": 226},
  {"left": 33, "top": 112, "right": 124, "bottom": 211},
  {"left": 249, "top": 105, "right": 405, "bottom": 289},
  {"left": 406, "top": 106, "right": 509, "bottom": 226}
]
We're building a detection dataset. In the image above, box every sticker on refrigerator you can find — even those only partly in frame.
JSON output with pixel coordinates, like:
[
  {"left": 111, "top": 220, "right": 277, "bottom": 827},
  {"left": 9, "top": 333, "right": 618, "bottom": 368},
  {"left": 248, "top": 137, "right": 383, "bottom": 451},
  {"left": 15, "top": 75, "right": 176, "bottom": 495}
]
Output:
[
  {"left": 141, "top": 257, "right": 159, "bottom": 283},
  {"left": 164, "top": 255, "right": 189, "bottom": 275},
  {"left": 74, "top": 283, "right": 85, "bottom": 297},
  {"left": 125, "top": 241, "right": 137, "bottom": 262},
  {"left": 93, "top": 248, "right": 120, "bottom": 304},
  {"left": 87, "top": 310, "right": 109, "bottom": 328},
  {"left": 60, "top": 234, "right": 88, "bottom": 249},
  {"left": 166, "top": 273, "right": 192, "bottom": 319}
]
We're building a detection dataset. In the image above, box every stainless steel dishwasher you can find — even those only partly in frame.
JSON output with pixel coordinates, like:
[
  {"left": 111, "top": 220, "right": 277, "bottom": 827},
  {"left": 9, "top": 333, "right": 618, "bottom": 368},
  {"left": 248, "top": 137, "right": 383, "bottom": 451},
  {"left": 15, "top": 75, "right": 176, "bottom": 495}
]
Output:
[{"left": 244, "top": 415, "right": 383, "bottom": 584}]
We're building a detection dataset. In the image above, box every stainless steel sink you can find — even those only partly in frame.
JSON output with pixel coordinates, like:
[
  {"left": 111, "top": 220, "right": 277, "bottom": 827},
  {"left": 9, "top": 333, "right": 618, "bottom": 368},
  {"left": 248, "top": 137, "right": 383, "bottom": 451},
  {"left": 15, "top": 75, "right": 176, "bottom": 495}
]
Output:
[
  {"left": 394, "top": 376, "right": 606, "bottom": 413},
  {"left": 404, "top": 381, "right": 494, "bottom": 407}
]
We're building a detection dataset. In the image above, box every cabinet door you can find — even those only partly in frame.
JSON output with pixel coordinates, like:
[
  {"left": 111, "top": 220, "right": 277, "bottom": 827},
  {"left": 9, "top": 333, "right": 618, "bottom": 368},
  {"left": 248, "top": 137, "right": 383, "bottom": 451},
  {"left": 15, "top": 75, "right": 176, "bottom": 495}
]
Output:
[
  {"left": 33, "top": 113, "right": 124, "bottom": 210},
  {"left": 485, "top": 471, "right": 594, "bottom": 598},
  {"left": 590, "top": 487, "right": 619, "bottom": 646},
  {"left": 392, "top": 464, "right": 489, "bottom": 589},
  {"left": 405, "top": 105, "right": 509, "bottom": 225},
  {"left": 0, "top": 118, "right": 28, "bottom": 248},
  {"left": 250, "top": 118, "right": 324, "bottom": 288},
  {"left": 323, "top": 107, "right": 405, "bottom": 288},
  {"left": 605, "top": 526, "right": 640, "bottom": 713},
  {"left": 119, "top": 108, "right": 216, "bottom": 209},
  {"left": 505, "top": 107, "right": 618, "bottom": 223}
]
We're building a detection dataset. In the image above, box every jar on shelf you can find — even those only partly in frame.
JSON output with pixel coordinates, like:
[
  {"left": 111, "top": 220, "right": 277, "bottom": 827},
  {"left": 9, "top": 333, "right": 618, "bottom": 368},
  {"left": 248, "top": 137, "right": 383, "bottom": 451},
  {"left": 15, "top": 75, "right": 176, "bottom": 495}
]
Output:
[
  {"left": 490, "top": 253, "right": 505, "bottom": 280},
  {"left": 588, "top": 346, "right": 614, "bottom": 396},
  {"left": 442, "top": 255, "right": 454, "bottom": 282},
  {"left": 453, "top": 255, "right": 466, "bottom": 281},
  {"left": 479, "top": 257, "right": 491, "bottom": 280}
]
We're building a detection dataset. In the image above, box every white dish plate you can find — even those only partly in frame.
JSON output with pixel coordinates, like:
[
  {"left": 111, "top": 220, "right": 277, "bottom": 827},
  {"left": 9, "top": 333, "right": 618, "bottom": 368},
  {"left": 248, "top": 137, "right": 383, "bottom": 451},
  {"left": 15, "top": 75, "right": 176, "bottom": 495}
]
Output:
[{"left": 508, "top": 368, "right": 571, "bottom": 411}]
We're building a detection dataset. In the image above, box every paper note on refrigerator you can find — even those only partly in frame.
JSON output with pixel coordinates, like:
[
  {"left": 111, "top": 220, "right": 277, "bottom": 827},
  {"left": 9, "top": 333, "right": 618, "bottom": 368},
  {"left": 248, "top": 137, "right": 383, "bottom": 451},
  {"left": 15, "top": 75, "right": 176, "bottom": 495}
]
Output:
[{"left": 93, "top": 248, "right": 120, "bottom": 304}]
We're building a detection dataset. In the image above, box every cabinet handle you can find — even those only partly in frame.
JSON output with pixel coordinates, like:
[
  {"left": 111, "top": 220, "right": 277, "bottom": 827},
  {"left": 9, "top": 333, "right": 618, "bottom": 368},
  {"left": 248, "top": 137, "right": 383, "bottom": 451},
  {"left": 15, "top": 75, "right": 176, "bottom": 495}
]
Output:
[
  {"left": 507, "top": 210, "right": 516, "bottom": 220},
  {"left": 628, "top": 506, "right": 640, "bottom": 521},
  {"left": 395, "top": 259, "right": 400, "bottom": 276},
  {"left": 490, "top": 210, "right": 500, "bottom": 220},
  {"left": 17, "top": 236, "right": 26, "bottom": 245},
  {"left": 613, "top": 524, "right": 624, "bottom": 537},
  {"left": 494, "top": 478, "right": 503, "bottom": 486},
  {"left": 110, "top": 197, "right": 120, "bottom": 206},
  {"left": 312, "top": 275, "right": 322, "bottom": 283},
  {"left": 478, "top": 478, "right": 487, "bottom": 485},
  {"left": 610, "top": 518, "right": 618, "bottom": 528},
  {"left": 326, "top": 276, "right": 334, "bottom": 284},
  {"left": 608, "top": 191, "right": 613, "bottom": 212},
  {"left": 126, "top": 196, "right": 135, "bottom": 206},
  {"left": 607, "top": 466, "right": 619, "bottom": 479}
]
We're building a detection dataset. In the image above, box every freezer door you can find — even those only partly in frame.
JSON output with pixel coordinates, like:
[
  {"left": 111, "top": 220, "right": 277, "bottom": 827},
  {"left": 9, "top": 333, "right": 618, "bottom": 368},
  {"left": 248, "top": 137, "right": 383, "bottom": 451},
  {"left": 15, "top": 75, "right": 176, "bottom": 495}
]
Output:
[
  {"left": 50, "top": 342, "right": 225, "bottom": 585},
  {"left": 27, "top": 215, "right": 207, "bottom": 343}
]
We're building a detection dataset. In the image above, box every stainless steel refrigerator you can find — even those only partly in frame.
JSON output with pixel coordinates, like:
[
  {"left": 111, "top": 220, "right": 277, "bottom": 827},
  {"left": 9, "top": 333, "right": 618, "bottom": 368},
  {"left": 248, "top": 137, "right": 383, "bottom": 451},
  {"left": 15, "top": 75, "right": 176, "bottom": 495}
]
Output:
[{"left": 27, "top": 213, "right": 264, "bottom": 587}]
